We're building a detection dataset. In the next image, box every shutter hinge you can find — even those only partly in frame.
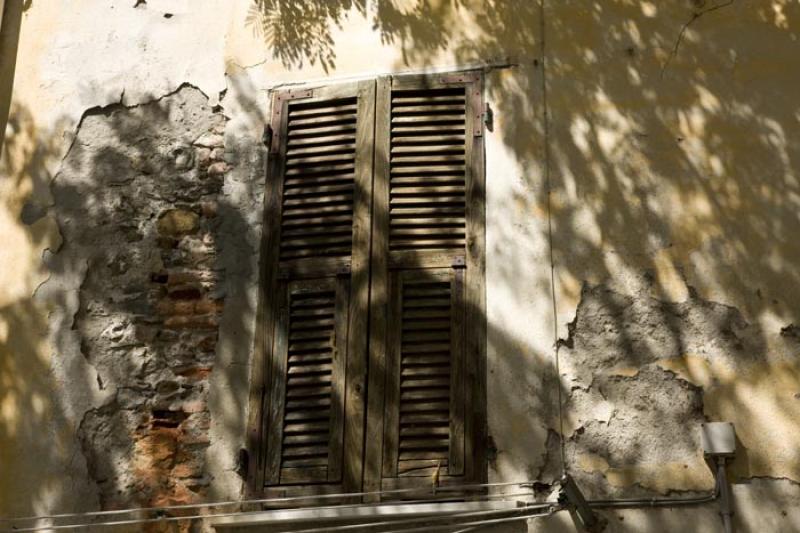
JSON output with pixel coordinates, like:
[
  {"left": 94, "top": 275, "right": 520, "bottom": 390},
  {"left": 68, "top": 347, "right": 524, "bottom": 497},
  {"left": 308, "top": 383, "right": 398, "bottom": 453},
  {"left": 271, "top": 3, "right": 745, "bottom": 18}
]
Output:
[
  {"left": 282, "top": 88, "right": 313, "bottom": 101},
  {"left": 452, "top": 256, "right": 466, "bottom": 269},
  {"left": 439, "top": 72, "right": 480, "bottom": 84},
  {"left": 482, "top": 103, "right": 493, "bottom": 133},
  {"left": 262, "top": 124, "right": 273, "bottom": 148}
]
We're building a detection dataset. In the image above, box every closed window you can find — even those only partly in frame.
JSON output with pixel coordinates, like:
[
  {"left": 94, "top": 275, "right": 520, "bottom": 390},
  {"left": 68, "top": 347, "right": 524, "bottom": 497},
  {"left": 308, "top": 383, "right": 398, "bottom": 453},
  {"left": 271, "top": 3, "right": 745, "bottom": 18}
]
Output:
[{"left": 247, "top": 73, "right": 486, "bottom": 500}]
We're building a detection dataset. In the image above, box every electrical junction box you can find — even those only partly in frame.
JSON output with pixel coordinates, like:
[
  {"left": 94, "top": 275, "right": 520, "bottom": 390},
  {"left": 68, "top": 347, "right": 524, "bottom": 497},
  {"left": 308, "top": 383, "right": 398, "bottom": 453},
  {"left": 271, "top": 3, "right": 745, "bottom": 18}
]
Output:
[{"left": 701, "top": 422, "right": 736, "bottom": 457}]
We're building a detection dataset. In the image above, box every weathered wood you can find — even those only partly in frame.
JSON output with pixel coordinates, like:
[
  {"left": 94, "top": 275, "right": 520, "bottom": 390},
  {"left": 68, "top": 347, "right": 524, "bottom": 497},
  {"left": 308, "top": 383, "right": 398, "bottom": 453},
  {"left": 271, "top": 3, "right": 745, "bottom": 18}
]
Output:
[
  {"left": 382, "top": 272, "right": 402, "bottom": 479},
  {"left": 247, "top": 88, "right": 293, "bottom": 492},
  {"left": 264, "top": 283, "right": 289, "bottom": 484},
  {"left": 463, "top": 72, "right": 486, "bottom": 484},
  {"left": 363, "top": 75, "right": 392, "bottom": 500},
  {"left": 449, "top": 267, "right": 465, "bottom": 476},
  {"left": 341, "top": 79, "right": 376, "bottom": 494},
  {"left": 326, "top": 276, "right": 350, "bottom": 482}
]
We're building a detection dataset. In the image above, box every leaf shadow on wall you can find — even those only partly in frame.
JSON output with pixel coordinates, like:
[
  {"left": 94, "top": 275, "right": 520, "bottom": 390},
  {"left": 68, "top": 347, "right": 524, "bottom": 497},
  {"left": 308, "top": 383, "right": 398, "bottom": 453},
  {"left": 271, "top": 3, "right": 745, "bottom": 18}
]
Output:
[{"left": 245, "top": 0, "right": 800, "bottom": 531}]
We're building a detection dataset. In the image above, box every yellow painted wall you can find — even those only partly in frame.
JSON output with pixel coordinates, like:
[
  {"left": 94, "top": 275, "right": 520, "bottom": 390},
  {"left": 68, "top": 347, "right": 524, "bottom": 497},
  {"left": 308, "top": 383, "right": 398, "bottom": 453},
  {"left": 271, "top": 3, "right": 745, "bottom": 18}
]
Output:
[{"left": 2, "top": 1, "right": 800, "bottom": 530}]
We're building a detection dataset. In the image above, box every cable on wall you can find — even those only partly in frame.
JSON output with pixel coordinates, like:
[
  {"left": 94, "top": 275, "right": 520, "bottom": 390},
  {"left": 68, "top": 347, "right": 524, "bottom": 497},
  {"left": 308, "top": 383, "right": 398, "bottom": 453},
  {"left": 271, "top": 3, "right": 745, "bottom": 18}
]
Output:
[{"left": 538, "top": 0, "right": 568, "bottom": 478}]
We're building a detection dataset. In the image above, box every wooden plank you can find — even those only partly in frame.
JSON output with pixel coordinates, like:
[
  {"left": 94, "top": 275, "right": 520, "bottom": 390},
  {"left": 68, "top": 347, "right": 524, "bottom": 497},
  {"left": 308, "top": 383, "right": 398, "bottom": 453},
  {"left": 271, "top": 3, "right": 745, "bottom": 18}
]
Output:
[
  {"left": 391, "top": 145, "right": 464, "bottom": 155},
  {"left": 392, "top": 94, "right": 465, "bottom": 104},
  {"left": 389, "top": 186, "right": 465, "bottom": 195},
  {"left": 463, "top": 73, "right": 486, "bottom": 484},
  {"left": 391, "top": 156, "right": 465, "bottom": 166},
  {"left": 280, "top": 467, "right": 329, "bottom": 484},
  {"left": 288, "top": 114, "right": 357, "bottom": 128},
  {"left": 382, "top": 272, "right": 402, "bottom": 479},
  {"left": 282, "top": 183, "right": 354, "bottom": 197},
  {"left": 285, "top": 153, "right": 356, "bottom": 167},
  {"left": 289, "top": 101, "right": 357, "bottom": 116},
  {"left": 388, "top": 250, "right": 462, "bottom": 269},
  {"left": 248, "top": 86, "right": 296, "bottom": 494},
  {"left": 391, "top": 115, "right": 466, "bottom": 124},
  {"left": 363, "top": 75, "right": 392, "bottom": 500},
  {"left": 380, "top": 475, "right": 466, "bottom": 493},
  {"left": 398, "top": 459, "right": 449, "bottom": 477},
  {"left": 391, "top": 135, "right": 465, "bottom": 145},
  {"left": 449, "top": 268, "right": 465, "bottom": 476},
  {"left": 284, "top": 420, "right": 330, "bottom": 432},
  {"left": 246, "top": 91, "right": 285, "bottom": 494},
  {"left": 287, "top": 143, "right": 357, "bottom": 157},
  {"left": 288, "top": 124, "right": 357, "bottom": 138},
  {"left": 327, "top": 277, "right": 349, "bottom": 483},
  {"left": 284, "top": 161, "right": 355, "bottom": 176},
  {"left": 277, "top": 257, "right": 351, "bottom": 281},
  {"left": 392, "top": 104, "right": 464, "bottom": 113},
  {"left": 391, "top": 164, "right": 465, "bottom": 174},
  {"left": 287, "top": 133, "right": 357, "bottom": 148},
  {"left": 341, "top": 78, "right": 375, "bottom": 495},
  {"left": 391, "top": 126, "right": 465, "bottom": 135},
  {"left": 401, "top": 377, "right": 451, "bottom": 389},
  {"left": 264, "top": 282, "right": 290, "bottom": 484}
]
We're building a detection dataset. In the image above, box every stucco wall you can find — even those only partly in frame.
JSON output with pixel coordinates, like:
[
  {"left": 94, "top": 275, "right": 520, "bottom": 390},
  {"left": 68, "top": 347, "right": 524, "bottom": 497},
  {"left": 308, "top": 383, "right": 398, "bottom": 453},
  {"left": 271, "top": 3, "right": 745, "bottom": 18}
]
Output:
[{"left": 2, "top": 1, "right": 799, "bottom": 531}]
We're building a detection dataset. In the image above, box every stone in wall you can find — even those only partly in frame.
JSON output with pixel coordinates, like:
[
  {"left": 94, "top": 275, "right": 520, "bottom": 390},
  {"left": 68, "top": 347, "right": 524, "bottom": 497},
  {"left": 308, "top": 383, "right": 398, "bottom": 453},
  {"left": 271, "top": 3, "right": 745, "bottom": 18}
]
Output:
[{"left": 52, "top": 85, "right": 230, "bottom": 513}]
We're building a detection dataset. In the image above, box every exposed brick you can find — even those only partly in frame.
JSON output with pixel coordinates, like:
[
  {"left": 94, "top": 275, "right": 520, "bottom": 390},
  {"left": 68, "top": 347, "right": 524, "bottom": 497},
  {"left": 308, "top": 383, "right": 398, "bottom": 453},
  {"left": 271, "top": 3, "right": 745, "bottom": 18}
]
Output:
[
  {"left": 167, "top": 283, "right": 204, "bottom": 300},
  {"left": 163, "top": 314, "right": 219, "bottom": 330}
]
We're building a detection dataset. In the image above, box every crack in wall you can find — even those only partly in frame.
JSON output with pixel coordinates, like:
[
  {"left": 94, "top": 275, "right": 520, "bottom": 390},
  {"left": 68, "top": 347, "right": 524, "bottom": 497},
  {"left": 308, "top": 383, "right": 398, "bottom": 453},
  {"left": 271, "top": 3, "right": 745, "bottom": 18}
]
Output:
[{"left": 661, "top": 0, "right": 736, "bottom": 78}]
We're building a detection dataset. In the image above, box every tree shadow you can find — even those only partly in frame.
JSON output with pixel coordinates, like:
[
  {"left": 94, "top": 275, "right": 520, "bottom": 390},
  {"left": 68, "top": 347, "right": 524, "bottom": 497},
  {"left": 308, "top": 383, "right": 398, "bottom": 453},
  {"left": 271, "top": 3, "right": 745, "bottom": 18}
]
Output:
[
  {"left": 244, "top": 0, "right": 800, "bottom": 531},
  {"left": 2, "top": 1, "right": 800, "bottom": 532}
]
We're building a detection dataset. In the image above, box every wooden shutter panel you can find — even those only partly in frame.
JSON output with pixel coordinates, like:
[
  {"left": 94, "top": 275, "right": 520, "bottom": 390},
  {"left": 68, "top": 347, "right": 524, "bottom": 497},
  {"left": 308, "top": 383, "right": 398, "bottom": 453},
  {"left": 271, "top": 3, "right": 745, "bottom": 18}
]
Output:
[
  {"left": 389, "top": 87, "right": 467, "bottom": 252},
  {"left": 382, "top": 269, "right": 465, "bottom": 480},
  {"left": 250, "top": 81, "right": 375, "bottom": 494},
  {"left": 365, "top": 73, "right": 485, "bottom": 496}
]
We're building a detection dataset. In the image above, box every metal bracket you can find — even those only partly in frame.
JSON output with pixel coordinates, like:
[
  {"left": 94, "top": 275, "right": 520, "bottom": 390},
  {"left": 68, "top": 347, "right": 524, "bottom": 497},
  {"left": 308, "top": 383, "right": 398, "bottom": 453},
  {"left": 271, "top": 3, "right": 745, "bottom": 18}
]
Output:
[
  {"left": 439, "top": 72, "right": 481, "bottom": 84},
  {"left": 452, "top": 256, "right": 466, "bottom": 269},
  {"left": 279, "top": 88, "right": 314, "bottom": 101},
  {"left": 558, "top": 475, "right": 602, "bottom": 532},
  {"left": 715, "top": 457, "right": 734, "bottom": 533}
]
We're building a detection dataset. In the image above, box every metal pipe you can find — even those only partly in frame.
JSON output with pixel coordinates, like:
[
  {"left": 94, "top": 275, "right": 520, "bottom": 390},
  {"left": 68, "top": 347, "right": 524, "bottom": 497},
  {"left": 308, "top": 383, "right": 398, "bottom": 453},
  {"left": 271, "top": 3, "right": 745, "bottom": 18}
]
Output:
[
  {"left": 716, "top": 457, "right": 734, "bottom": 533},
  {"left": 0, "top": 479, "right": 535, "bottom": 525},
  {"left": 280, "top": 504, "right": 560, "bottom": 533}
]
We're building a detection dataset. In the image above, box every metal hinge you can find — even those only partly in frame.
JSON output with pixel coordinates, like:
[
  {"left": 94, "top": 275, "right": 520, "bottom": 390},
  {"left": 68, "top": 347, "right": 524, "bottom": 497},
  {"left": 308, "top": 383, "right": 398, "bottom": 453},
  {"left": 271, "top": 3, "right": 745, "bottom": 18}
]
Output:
[
  {"left": 439, "top": 72, "right": 481, "bottom": 84},
  {"left": 482, "top": 103, "right": 493, "bottom": 133}
]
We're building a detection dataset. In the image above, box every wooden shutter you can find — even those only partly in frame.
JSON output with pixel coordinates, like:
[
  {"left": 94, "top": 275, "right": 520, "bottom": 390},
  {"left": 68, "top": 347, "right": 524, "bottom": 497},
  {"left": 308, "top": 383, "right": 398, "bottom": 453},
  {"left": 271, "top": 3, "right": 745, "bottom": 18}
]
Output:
[
  {"left": 364, "top": 73, "right": 486, "bottom": 496},
  {"left": 248, "top": 81, "right": 375, "bottom": 495}
]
